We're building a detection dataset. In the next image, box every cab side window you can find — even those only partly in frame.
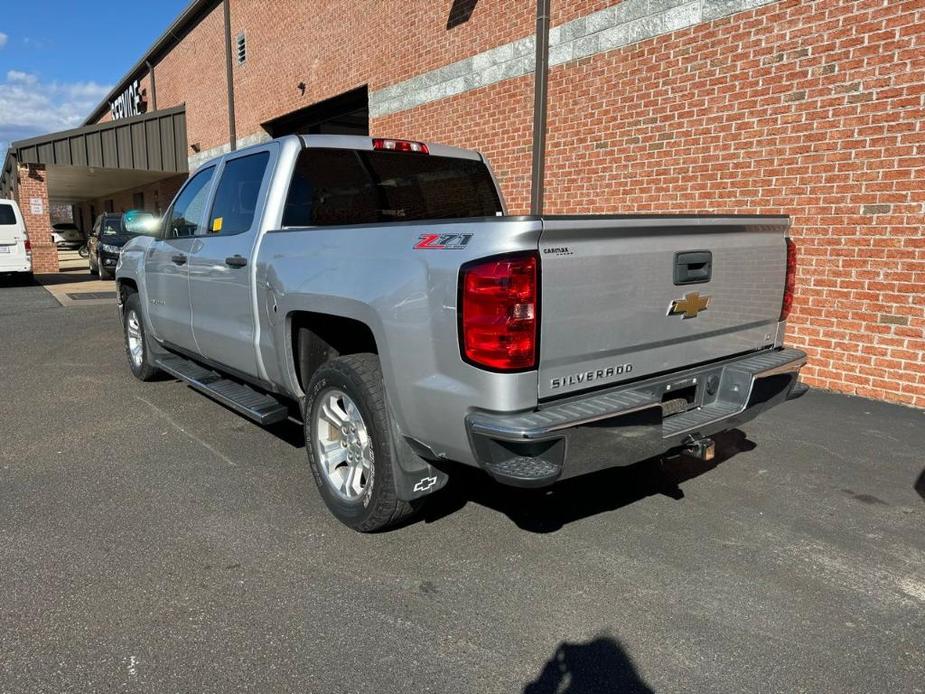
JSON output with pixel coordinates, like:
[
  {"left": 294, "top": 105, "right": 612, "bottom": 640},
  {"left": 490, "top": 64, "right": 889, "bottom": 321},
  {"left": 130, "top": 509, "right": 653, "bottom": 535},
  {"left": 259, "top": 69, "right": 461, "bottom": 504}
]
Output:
[
  {"left": 167, "top": 167, "right": 215, "bottom": 238},
  {"left": 206, "top": 152, "right": 270, "bottom": 236}
]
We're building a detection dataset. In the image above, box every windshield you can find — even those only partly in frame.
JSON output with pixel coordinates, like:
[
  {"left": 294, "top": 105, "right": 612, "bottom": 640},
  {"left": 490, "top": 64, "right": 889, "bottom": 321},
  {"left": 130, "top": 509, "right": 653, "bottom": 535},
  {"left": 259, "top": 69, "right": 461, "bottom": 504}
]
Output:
[{"left": 100, "top": 216, "right": 125, "bottom": 236}]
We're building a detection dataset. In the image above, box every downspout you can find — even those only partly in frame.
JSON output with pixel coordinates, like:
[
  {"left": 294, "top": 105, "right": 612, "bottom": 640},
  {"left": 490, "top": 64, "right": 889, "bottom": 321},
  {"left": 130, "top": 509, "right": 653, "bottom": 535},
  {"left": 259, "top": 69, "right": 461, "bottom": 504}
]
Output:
[
  {"left": 223, "top": 0, "right": 237, "bottom": 151},
  {"left": 9, "top": 151, "right": 18, "bottom": 199},
  {"left": 530, "top": 0, "right": 551, "bottom": 216},
  {"left": 145, "top": 60, "right": 157, "bottom": 111}
]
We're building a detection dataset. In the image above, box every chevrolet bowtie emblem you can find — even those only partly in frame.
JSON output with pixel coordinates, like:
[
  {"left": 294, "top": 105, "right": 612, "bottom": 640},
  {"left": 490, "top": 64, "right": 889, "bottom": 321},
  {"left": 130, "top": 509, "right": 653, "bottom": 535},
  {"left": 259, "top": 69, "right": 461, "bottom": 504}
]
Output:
[{"left": 668, "top": 291, "right": 711, "bottom": 319}]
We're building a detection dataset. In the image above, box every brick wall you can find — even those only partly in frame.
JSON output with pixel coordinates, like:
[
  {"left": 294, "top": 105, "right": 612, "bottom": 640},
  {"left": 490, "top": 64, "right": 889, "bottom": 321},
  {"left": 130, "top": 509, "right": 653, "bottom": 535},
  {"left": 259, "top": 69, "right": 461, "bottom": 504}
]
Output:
[
  {"left": 15, "top": 164, "right": 58, "bottom": 274},
  {"left": 226, "top": 0, "right": 537, "bottom": 149},
  {"left": 150, "top": 3, "right": 228, "bottom": 154}
]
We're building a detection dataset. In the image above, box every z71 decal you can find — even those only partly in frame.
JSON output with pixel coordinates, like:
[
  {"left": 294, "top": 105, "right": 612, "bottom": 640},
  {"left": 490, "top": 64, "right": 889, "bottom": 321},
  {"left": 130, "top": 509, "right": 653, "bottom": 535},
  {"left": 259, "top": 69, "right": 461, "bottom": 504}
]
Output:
[{"left": 414, "top": 233, "right": 473, "bottom": 250}]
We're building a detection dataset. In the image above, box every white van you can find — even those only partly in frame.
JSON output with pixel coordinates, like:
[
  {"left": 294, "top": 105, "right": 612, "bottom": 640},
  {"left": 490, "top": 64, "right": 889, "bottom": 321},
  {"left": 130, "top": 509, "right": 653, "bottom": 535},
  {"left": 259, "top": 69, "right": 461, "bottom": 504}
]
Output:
[{"left": 0, "top": 199, "right": 32, "bottom": 277}]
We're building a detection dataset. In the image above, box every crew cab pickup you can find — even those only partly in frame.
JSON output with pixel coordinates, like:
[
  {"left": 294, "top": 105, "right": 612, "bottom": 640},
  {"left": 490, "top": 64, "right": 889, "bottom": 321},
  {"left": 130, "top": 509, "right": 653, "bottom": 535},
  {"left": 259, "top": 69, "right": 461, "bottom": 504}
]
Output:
[{"left": 116, "top": 134, "right": 806, "bottom": 531}]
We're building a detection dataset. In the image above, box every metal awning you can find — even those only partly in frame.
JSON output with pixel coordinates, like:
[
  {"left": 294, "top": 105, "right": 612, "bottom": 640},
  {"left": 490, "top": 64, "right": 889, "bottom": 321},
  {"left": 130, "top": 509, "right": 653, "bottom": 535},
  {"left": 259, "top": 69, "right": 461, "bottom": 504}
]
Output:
[{"left": 0, "top": 106, "right": 188, "bottom": 201}]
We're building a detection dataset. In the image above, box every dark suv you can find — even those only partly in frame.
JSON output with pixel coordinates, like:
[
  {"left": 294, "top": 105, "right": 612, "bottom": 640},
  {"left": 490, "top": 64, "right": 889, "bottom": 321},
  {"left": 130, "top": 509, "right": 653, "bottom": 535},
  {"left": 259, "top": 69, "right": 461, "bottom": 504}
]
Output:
[{"left": 88, "top": 211, "right": 156, "bottom": 279}]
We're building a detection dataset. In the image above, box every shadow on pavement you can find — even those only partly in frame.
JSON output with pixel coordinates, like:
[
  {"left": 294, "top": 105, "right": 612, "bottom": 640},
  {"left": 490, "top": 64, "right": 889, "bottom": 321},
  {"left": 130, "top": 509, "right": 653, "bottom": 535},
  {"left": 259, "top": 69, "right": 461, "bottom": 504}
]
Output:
[
  {"left": 244, "top": 405, "right": 754, "bottom": 529},
  {"left": 35, "top": 270, "right": 104, "bottom": 286},
  {"left": 422, "top": 429, "right": 756, "bottom": 532},
  {"left": 262, "top": 416, "right": 306, "bottom": 449},
  {"left": 915, "top": 468, "right": 925, "bottom": 502},
  {"left": 0, "top": 273, "right": 38, "bottom": 287},
  {"left": 524, "top": 634, "right": 654, "bottom": 694}
]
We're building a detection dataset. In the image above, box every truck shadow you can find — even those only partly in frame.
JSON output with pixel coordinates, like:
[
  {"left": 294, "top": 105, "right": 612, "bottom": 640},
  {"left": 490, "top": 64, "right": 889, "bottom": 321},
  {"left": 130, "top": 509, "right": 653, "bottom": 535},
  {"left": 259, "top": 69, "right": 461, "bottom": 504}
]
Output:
[
  {"left": 524, "top": 633, "right": 654, "bottom": 694},
  {"left": 422, "top": 429, "right": 756, "bottom": 533},
  {"left": 0, "top": 273, "right": 38, "bottom": 287}
]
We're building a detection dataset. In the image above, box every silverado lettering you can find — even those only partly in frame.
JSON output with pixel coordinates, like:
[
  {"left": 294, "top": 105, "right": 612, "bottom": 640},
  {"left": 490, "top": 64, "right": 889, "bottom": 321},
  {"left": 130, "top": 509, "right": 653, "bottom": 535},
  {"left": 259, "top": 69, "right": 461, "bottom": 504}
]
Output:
[{"left": 551, "top": 364, "right": 634, "bottom": 390}]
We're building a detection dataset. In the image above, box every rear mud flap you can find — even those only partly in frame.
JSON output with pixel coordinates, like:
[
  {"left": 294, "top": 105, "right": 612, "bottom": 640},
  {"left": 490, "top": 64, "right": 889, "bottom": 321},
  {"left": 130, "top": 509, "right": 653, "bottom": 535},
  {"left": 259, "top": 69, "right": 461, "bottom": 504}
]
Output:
[{"left": 386, "top": 400, "right": 449, "bottom": 501}]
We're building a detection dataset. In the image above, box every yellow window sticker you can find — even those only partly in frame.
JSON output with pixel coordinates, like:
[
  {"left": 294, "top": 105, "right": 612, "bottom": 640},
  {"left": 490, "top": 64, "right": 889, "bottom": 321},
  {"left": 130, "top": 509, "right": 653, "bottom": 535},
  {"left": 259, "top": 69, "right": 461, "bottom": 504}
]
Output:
[{"left": 211, "top": 217, "right": 223, "bottom": 233}]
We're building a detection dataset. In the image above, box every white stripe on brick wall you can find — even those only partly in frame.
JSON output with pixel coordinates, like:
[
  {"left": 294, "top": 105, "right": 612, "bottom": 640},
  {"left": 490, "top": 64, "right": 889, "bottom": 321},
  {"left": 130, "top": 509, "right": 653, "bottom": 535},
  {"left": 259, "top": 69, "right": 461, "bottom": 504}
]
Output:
[{"left": 369, "top": 0, "right": 778, "bottom": 118}]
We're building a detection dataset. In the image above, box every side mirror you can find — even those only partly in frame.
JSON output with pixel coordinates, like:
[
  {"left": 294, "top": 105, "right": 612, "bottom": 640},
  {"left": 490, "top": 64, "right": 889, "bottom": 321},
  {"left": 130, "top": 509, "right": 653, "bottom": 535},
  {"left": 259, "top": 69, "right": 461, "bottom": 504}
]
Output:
[{"left": 124, "top": 210, "right": 161, "bottom": 236}]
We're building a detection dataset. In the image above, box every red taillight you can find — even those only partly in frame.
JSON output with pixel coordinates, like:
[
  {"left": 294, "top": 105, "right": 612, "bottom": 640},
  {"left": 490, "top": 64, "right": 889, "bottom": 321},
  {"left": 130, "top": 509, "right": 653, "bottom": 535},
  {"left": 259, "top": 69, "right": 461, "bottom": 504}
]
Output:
[
  {"left": 372, "top": 138, "right": 429, "bottom": 154},
  {"left": 460, "top": 253, "right": 538, "bottom": 371},
  {"left": 24, "top": 239, "right": 31, "bottom": 252},
  {"left": 780, "top": 238, "right": 797, "bottom": 321}
]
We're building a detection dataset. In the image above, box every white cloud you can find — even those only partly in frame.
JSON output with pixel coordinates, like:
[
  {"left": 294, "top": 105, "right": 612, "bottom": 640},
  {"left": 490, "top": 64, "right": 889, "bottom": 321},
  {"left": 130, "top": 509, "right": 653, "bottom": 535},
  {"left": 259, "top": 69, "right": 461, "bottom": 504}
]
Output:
[
  {"left": 0, "top": 72, "right": 111, "bottom": 152},
  {"left": 7, "top": 70, "right": 37, "bottom": 85},
  {"left": 0, "top": 33, "right": 8, "bottom": 49}
]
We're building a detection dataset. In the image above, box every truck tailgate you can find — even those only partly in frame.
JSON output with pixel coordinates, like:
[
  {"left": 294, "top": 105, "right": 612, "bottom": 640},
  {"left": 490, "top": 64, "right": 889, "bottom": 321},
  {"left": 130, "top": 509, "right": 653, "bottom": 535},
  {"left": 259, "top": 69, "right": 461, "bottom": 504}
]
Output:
[{"left": 538, "top": 216, "right": 789, "bottom": 399}]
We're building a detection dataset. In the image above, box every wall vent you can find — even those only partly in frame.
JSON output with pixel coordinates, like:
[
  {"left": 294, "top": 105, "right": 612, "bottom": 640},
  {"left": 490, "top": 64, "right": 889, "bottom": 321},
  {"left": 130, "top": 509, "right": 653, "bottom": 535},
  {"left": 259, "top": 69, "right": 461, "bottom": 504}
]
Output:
[{"left": 236, "top": 32, "right": 247, "bottom": 65}]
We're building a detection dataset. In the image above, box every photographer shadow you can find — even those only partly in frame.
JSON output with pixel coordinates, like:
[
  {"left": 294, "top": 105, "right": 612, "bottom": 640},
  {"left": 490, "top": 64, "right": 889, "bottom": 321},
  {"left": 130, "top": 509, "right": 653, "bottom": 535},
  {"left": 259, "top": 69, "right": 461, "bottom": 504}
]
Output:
[{"left": 524, "top": 634, "right": 654, "bottom": 694}]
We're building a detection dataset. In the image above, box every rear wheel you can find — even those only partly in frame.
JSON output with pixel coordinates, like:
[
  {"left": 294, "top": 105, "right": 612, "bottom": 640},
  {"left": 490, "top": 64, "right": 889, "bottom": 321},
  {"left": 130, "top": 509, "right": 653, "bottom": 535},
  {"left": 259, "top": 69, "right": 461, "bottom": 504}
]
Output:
[
  {"left": 122, "top": 292, "right": 160, "bottom": 381},
  {"left": 304, "top": 354, "right": 416, "bottom": 532}
]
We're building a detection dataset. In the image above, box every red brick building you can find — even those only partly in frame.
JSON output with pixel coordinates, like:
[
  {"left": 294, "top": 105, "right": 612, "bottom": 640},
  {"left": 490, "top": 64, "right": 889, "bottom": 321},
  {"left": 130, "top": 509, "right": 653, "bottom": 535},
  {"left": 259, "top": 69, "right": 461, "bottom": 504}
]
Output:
[{"left": 1, "top": 0, "right": 922, "bottom": 407}]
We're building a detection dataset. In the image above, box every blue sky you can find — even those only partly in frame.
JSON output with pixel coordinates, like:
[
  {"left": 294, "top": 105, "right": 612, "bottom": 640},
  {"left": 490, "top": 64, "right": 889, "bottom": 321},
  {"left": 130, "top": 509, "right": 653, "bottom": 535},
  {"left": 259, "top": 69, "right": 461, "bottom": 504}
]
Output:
[{"left": 0, "top": 0, "right": 189, "bottom": 152}]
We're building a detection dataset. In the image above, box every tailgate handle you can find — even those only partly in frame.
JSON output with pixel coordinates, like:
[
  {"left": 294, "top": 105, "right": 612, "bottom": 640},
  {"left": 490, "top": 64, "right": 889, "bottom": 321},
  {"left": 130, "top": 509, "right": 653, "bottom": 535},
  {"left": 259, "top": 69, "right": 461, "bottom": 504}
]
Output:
[{"left": 674, "top": 251, "right": 712, "bottom": 285}]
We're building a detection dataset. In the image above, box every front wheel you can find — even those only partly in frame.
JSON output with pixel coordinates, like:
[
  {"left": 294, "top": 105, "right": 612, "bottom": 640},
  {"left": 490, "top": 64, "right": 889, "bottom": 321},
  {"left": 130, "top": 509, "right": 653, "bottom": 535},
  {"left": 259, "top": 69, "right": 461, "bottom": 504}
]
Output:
[
  {"left": 122, "top": 293, "right": 160, "bottom": 381},
  {"left": 304, "top": 354, "right": 417, "bottom": 532},
  {"left": 78, "top": 245, "right": 89, "bottom": 258}
]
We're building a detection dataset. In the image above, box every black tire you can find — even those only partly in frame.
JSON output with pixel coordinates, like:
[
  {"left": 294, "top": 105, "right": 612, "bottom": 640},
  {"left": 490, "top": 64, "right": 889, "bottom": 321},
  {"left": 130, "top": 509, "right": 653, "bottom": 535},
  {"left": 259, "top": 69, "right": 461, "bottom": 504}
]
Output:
[
  {"left": 122, "top": 292, "right": 160, "bottom": 382},
  {"left": 304, "top": 354, "right": 416, "bottom": 532}
]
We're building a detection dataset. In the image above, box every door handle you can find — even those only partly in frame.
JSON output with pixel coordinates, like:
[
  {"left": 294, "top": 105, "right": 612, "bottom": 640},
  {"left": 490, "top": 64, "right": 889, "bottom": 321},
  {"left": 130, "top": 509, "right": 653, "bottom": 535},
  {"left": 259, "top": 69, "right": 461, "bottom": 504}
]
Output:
[
  {"left": 171, "top": 254, "right": 187, "bottom": 266},
  {"left": 225, "top": 255, "right": 248, "bottom": 268},
  {"left": 674, "top": 251, "right": 712, "bottom": 285}
]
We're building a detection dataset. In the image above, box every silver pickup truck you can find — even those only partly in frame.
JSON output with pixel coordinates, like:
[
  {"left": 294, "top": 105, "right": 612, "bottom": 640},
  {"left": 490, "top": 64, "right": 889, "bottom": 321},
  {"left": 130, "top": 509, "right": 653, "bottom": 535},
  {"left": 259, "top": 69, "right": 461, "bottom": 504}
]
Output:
[{"left": 116, "top": 134, "right": 806, "bottom": 531}]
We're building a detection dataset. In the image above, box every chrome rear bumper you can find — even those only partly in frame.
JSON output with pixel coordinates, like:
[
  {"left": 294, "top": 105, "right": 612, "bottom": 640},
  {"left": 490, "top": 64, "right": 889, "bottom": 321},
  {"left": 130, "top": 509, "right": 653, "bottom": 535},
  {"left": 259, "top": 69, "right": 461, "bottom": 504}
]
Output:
[{"left": 466, "top": 348, "right": 807, "bottom": 487}]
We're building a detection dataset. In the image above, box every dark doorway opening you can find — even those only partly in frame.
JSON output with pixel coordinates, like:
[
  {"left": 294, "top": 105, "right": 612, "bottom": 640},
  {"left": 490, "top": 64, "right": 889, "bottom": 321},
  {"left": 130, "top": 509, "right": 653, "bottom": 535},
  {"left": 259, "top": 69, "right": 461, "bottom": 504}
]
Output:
[
  {"left": 263, "top": 86, "right": 369, "bottom": 138},
  {"left": 447, "top": 0, "right": 479, "bottom": 29}
]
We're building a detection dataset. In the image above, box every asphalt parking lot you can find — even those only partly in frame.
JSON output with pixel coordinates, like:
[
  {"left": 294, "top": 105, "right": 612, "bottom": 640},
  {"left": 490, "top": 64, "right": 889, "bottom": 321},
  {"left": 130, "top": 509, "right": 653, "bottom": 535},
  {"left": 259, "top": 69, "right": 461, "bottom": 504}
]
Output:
[{"left": 1, "top": 277, "right": 923, "bottom": 693}]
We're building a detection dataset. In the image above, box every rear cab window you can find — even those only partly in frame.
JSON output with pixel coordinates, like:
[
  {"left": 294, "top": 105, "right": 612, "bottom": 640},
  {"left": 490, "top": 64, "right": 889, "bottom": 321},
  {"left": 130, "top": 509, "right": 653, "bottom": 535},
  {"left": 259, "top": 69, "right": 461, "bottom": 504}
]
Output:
[{"left": 282, "top": 148, "right": 502, "bottom": 227}]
